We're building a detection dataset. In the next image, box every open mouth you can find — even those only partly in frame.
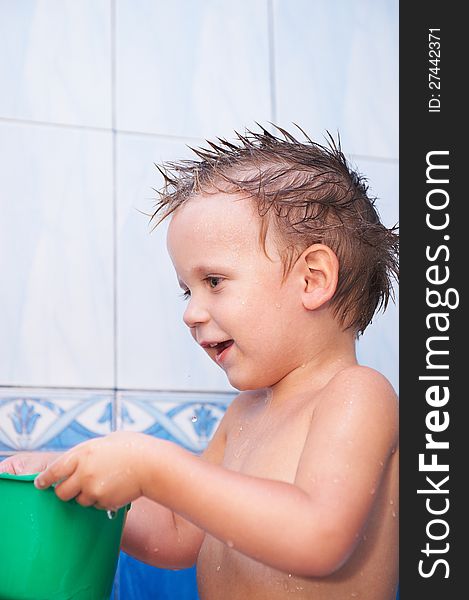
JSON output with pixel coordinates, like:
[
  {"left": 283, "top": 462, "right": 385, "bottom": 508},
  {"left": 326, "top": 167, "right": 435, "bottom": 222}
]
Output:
[
  {"left": 203, "top": 339, "right": 234, "bottom": 362},
  {"left": 210, "top": 340, "right": 234, "bottom": 355}
]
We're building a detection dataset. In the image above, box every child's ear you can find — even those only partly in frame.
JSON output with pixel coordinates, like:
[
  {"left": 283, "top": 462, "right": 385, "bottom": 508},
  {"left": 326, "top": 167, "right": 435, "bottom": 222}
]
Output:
[{"left": 298, "top": 244, "right": 339, "bottom": 310}]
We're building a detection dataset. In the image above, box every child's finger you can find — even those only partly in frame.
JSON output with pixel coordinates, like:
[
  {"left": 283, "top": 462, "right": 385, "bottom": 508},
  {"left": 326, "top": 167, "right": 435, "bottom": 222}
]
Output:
[
  {"left": 75, "top": 492, "right": 97, "bottom": 508},
  {"left": 34, "top": 453, "right": 78, "bottom": 490},
  {"left": 54, "top": 473, "right": 83, "bottom": 502}
]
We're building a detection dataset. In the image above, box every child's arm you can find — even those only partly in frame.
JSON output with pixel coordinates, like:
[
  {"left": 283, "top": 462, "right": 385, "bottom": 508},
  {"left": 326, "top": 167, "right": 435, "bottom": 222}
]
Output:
[
  {"left": 0, "top": 416, "right": 226, "bottom": 570},
  {"left": 120, "top": 419, "right": 227, "bottom": 568},
  {"left": 36, "top": 366, "right": 398, "bottom": 577},
  {"left": 120, "top": 497, "right": 203, "bottom": 568}
]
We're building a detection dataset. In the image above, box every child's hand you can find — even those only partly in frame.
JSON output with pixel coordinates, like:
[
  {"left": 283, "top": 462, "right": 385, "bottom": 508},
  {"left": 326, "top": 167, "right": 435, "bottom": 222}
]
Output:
[
  {"left": 0, "top": 452, "right": 60, "bottom": 475},
  {"left": 34, "top": 431, "right": 151, "bottom": 511}
]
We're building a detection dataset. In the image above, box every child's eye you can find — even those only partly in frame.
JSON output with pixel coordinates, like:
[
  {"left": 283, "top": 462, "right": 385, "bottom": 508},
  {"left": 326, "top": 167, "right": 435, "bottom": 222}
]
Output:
[{"left": 207, "top": 276, "right": 222, "bottom": 289}]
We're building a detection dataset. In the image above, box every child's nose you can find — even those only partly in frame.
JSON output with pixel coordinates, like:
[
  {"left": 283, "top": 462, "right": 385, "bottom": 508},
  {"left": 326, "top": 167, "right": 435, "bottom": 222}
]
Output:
[{"left": 183, "top": 298, "right": 210, "bottom": 328}]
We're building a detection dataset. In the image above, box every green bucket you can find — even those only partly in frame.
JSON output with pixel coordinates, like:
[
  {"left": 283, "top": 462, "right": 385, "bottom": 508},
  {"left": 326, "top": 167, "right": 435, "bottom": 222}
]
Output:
[{"left": 0, "top": 472, "right": 130, "bottom": 600}]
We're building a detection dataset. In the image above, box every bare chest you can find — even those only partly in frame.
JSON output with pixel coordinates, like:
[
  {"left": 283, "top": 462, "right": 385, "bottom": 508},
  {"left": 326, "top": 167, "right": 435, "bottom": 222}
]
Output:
[
  {"left": 197, "top": 541, "right": 318, "bottom": 600},
  {"left": 221, "top": 401, "right": 312, "bottom": 481},
  {"left": 197, "top": 402, "right": 316, "bottom": 598}
]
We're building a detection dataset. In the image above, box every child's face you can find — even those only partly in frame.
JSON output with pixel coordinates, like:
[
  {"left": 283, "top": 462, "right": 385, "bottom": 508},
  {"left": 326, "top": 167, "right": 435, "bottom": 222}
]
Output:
[{"left": 167, "top": 192, "right": 309, "bottom": 390}]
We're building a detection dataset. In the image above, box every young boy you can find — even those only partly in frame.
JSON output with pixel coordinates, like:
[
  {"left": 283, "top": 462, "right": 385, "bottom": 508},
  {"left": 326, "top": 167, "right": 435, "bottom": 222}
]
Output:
[{"left": 1, "top": 126, "right": 399, "bottom": 599}]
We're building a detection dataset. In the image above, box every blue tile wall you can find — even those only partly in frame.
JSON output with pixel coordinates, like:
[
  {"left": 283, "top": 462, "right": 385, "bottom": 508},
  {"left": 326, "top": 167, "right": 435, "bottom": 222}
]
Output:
[
  {"left": 0, "top": 388, "right": 113, "bottom": 452},
  {"left": 0, "top": 387, "right": 233, "bottom": 454},
  {"left": 116, "top": 391, "right": 232, "bottom": 453}
]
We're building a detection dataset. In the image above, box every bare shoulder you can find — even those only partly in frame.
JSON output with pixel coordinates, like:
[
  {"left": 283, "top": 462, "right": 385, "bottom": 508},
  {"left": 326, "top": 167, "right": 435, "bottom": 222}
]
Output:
[
  {"left": 329, "top": 365, "right": 396, "bottom": 392},
  {"left": 316, "top": 365, "right": 398, "bottom": 444},
  {"left": 326, "top": 365, "right": 397, "bottom": 402}
]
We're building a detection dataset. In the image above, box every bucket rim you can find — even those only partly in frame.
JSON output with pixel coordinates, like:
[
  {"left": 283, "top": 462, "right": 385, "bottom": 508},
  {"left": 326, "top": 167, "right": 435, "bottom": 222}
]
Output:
[{"left": 0, "top": 472, "right": 38, "bottom": 482}]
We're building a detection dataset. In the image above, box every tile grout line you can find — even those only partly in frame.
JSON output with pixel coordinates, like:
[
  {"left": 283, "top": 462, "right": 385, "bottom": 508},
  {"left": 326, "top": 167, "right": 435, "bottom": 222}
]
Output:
[
  {"left": 267, "top": 0, "right": 277, "bottom": 125},
  {"left": 0, "top": 118, "right": 399, "bottom": 164},
  {"left": 110, "top": 5, "right": 120, "bottom": 598},
  {"left": 0, "top": 383, "right": 237, "bottom": 396},
  {"left": 0, "top": 115, "right": 206, "bottom": 143},
  {"left": 111, "top": 0, "right": 118, "bottom": 440}
]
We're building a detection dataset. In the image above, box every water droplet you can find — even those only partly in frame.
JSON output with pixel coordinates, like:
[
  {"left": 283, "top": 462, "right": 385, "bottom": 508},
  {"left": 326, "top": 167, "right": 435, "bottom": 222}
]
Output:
[
  {"left": 275, "top": 303, "right": 281, "bottom": 309},
  {"left": 392, "top": 510, "right": 396, "bottom": 518},
  {"left": 191, "top": 415, "right": 198, "bottom": 423},
  {"left": 106, "top": 510, "right": 117, "bottom": 520},
  {"left": 239, "top": 426, "right": 243, "bottom": 431},
  {"left": 389, "top": 499, "right": 394, "bottom": 505},
  {"left": 153, "top": 547, "right": 159, "bottom": 553},
  {"left": 216, "top": 565, "right": 221, "bottom": 572},
  {"left": 288, "top": 573, "right": 292, "bottom": 578},
  {"left": 226, "top": 539, "right": 234, "bottom": 548},
  {"left": 351, "top": 593, "right": 358, "bottom": 598}
]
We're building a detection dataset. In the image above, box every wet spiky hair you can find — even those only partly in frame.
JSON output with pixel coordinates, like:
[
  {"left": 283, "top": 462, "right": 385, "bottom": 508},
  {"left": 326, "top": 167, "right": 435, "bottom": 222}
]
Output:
[{"left": 150, "top": 124, "right": 399, "bottom": 336}]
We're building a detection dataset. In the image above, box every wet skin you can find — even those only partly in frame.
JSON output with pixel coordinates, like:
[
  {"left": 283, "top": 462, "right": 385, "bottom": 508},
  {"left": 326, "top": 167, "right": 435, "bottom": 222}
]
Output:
[{"left": 197, "top": 386, "right": 399, "bottom": 600}]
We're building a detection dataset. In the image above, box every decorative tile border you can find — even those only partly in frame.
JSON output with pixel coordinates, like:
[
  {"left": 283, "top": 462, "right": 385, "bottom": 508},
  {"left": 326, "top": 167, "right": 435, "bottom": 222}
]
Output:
[
  {"left": 0, "top": 387, "right": 113, "bottom": 452},
  {"left": 117, "top": 391, "right": 234, "bottom": 453},
  {"left": 0, "top": 387, "right": 235, "bottom": 454}
]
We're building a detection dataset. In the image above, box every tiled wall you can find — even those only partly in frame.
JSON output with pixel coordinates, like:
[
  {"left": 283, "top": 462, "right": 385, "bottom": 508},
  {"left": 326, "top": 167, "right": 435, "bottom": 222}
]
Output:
[
  {"left": 0, "top": 388, "right": 232, "bottom": 455},
  {"left": 0, "top": 1, "right": 398, "bottom": 599}
]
